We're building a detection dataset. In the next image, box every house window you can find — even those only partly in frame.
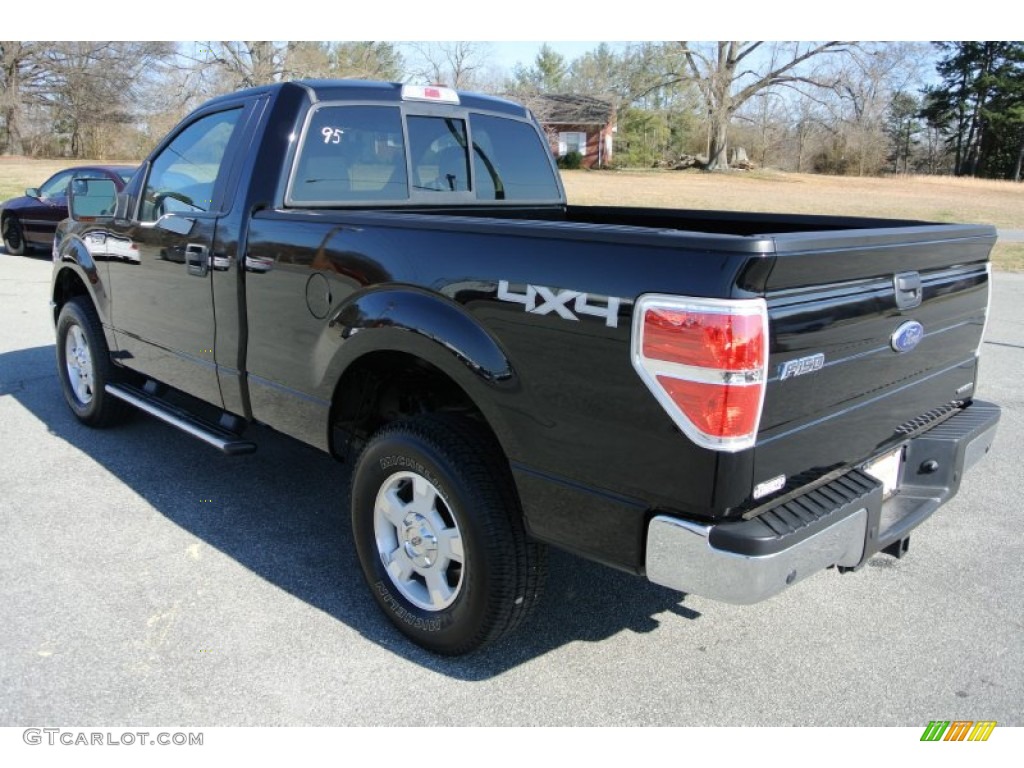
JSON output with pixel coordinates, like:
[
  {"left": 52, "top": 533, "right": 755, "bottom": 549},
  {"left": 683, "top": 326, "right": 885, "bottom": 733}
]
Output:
[{"left": 557, "top": 131, "right": 587, "bottom": 157}]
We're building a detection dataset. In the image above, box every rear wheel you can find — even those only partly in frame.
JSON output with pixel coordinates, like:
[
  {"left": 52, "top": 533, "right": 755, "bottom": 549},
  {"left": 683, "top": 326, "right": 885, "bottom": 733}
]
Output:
[
  {"left": 55, "top": 297, "right": 127, "bottom": 427},
  {"left": 351, "top": 414, "right": 546, "bottom": 655},
  {"left": 2, "top": 215, "right": 27, "bottom": 256}
]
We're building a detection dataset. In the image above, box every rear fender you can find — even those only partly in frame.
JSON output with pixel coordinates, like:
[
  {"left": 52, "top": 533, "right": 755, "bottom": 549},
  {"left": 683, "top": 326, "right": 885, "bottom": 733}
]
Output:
[{"left": 324, "top": 286, "right": 520, "bottom": 452}]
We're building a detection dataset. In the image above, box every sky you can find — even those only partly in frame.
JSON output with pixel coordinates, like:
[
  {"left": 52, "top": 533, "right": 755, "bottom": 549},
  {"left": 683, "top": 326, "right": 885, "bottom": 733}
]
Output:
[{"left": 28, "top": 0, "right": 1002, "bottom": 44}]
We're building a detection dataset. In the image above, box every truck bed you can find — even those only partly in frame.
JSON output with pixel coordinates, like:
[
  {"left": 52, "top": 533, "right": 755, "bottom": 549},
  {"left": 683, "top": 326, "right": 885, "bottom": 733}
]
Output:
[{"left": 238, "top": 203, "right": 994, "bottom": 568}]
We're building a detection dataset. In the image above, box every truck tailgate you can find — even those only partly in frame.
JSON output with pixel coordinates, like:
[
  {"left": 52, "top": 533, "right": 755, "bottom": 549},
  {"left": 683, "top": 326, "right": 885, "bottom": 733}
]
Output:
[{"left": 753, "top": 224, "right": 995, "bottom": 488}]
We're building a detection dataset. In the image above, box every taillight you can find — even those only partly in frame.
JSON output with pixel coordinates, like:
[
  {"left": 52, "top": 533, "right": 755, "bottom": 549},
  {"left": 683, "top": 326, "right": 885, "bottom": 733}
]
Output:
[{"left": 632, "top": 295, "right": 769, "bottom": 452}]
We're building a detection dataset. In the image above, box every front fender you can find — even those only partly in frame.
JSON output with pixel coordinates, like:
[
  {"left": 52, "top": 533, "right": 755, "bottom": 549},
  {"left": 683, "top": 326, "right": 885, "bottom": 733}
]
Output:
[{"left": 52, "top": 229, "right": 111, "bottom": 326}]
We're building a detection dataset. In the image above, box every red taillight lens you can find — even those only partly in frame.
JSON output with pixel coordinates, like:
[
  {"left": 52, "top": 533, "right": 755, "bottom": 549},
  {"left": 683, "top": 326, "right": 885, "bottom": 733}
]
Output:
[
  {"left": 632, "top": 296, "right": 768, "bottom": 451},
  {"left": 643, "top": 309, "right": 765, "bottom": 370},
  {"left": 656, "top": 377, "right": 762, "bottom": 437}
]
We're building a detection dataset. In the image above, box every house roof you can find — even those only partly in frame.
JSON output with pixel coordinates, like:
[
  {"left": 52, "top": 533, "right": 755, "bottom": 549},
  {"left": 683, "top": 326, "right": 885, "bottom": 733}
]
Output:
[{"left": 510, "top": 93, "right": 615, "bottom": 126}]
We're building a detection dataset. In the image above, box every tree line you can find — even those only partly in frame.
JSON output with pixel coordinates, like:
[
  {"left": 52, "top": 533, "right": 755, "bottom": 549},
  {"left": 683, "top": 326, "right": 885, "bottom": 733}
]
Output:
[{"left": 1, "top": 40, "right": 1021, "bottom": 180}]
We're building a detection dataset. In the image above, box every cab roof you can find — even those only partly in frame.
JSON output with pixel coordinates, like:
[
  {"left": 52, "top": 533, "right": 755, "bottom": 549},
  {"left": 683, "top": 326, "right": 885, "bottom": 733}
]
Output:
[{"left": 202, "top": 79, "right": 530, "bottom": 120}]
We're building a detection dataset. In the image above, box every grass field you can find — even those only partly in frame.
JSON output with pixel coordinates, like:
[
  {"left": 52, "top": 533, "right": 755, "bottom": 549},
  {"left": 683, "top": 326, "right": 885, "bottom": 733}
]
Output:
[
  {"left": 3, "top": 157, "right": 1022, "bottom": 270},
  {"left": 562, "top": 169, "right": 1024, "bottom": 227},
  {"left": 561, "top": 169, "right": 1024, "bottom": 272},
  {"left": 0, "top": 157, "right": 110, "bottom": 201}
]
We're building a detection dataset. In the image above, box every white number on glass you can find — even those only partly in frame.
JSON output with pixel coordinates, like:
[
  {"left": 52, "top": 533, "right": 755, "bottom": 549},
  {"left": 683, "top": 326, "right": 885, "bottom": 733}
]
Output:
[{"left": 321, "top": 127, "right": 343, "bottom": 144}]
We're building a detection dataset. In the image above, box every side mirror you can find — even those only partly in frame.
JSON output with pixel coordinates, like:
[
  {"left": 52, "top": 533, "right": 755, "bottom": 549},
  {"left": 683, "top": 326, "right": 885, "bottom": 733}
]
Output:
[
  {"left": 156, "top": 215, "right": 194, "bottom": 236},
  {"left": 25, "top": 187, "right": 40, "bottom": 198},
  {"left": 69, "top": 178, "right": 118, "bottom": 221}
]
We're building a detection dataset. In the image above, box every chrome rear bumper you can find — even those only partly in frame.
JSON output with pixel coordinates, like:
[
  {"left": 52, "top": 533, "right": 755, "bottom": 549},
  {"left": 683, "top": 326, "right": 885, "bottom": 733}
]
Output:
[
  {"left": 647, "top": 509, "right": 868, "bottom": 604},
  {"left": 645, "top": 400, "right": 1000, "bottom": 604}
]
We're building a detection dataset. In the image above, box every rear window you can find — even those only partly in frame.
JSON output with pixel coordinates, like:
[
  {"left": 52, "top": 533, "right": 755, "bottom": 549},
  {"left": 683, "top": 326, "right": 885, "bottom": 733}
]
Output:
[
  {"left": 291, "top": 106, "right": 408, "bottom": 202},
  {"left": 408, "top": 116, "right": 470, "bottom": 193},
  {"left": 470, "top": 114, "right": 560, "bottom": 201},
  {"left": 288, "top": 105, "right": 559, "bottom": 204}
]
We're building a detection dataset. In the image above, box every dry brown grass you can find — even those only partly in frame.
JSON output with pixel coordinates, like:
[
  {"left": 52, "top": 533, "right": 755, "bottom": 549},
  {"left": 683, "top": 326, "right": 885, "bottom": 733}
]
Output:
[
  {"left": 563, "top": 169, "right": 1024, "bottom": 271},
  {"left": 561, "top": 169, "right": 1024, "bottom": 230},
  {"left": 0, "top": 156, "right": 117, "bottom": 201},
  {"left": 991, "top": 243, "right": 1024, "bottom": 272}
]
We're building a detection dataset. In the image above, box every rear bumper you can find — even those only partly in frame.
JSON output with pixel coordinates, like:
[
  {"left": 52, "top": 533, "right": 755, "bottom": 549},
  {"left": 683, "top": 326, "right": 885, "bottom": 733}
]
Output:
[{"left": 645, "top": 400, "right": 1000, "bottom": 604}]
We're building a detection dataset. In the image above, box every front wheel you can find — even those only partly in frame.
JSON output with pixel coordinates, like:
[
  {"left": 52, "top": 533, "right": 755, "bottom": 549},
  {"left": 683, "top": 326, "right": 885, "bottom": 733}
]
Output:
[
  {"left": 351, "top": 415, "right": 546, "bottom": 655},
  {"left": 55, "top": 297, "right": 127, "bottom": 427},
  {"left": 2, "top": 215, "right": 27, "bottom": 256}
]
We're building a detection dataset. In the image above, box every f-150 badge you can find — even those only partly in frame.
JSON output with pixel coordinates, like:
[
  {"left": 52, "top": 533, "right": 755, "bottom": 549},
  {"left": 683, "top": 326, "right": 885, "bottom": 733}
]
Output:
[
  {"left": 497, "top": 280, "right": 621, "bottom": 328},
  {"left": 779, "top": 352, "right": 825, "bottom": 380}
]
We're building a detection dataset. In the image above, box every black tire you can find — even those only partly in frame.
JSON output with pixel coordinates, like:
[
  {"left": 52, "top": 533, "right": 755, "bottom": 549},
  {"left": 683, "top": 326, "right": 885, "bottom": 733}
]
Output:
[
  {"left": 2, "top": 215, "right": 27, "bottom": 256},
  {"left": 351, "top": 414, "right": 547, "bottom": 655},
  {"left": 55, "top": 297, "right": 127, "bottom": 427}
]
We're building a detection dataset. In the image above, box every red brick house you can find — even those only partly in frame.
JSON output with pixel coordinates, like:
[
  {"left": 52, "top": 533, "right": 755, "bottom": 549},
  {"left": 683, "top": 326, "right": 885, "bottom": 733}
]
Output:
[{"left": 515, "top": 94, "right": 616, "bottom": 169}]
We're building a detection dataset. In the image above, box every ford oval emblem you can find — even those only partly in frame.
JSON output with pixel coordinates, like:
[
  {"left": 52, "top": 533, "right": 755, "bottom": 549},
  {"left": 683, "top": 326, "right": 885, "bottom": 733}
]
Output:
[{"left": 891, "top": 320, "right": 924, "bottom": 353}]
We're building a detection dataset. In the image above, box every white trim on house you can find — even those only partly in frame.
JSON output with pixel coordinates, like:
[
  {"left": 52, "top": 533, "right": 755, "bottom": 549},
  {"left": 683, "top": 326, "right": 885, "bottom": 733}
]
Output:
[{"left": 557, "top": 130, "right": 587, "bottom": 157}]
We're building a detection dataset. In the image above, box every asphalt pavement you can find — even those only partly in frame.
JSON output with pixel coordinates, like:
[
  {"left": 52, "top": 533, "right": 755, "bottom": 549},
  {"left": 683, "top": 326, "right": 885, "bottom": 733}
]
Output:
[{"left": 1, "top": 250, "right": 1022, "bottom": 726}]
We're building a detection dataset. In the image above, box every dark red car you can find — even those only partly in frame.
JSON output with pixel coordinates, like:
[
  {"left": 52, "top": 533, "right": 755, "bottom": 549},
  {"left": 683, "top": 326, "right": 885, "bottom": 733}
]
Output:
[{"left": 1, "top": 165, "right": 135, "bottom": 255}]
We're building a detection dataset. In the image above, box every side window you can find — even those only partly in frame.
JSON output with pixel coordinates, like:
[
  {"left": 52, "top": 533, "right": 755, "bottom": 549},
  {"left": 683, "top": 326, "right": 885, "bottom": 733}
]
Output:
[
  {"left": 408, "top": 116, "right": 470, "bottom": 193},
  {"left": 470, "top": 115, "right": 561, "bottom": 201},
  {"left": 39, "top": 171, "right": 75, "bottom": 199},
  {"left": 140, "top": 108, "right": 242, "bottom": 222},
  {"left": 291, "top": 106, "right": 408, "bottom": 203}
]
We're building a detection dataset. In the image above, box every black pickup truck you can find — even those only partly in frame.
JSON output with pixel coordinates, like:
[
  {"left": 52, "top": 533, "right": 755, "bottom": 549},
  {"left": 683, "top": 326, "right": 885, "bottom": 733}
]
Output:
[{"left": 52, "top": 80, "right": 1000, "bottom": 654}]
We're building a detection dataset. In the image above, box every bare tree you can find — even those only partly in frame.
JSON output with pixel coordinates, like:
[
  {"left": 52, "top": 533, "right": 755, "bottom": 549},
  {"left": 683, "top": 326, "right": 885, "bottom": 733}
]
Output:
[
  {"left": 780, "top": 86, "right": 836, "bottom": 173},
  {"left": 821, "top": 42, "right": 930, "bottom": 176},
  {"left": 404, "top": 42, "right": 491, "bottom": 89},
  {"left": 672, "top": 41, "right": 851, "bottom": 170},
  {"left": 281, "top": 42, "right": 334, "bottom": 80},
  {"left": 0, "top": 41, "right": 36, "bottom": 154},
  {"left": 180, "top": 41, "right": 404, "bottom": 103},
  {"left": 24, "top": 42, "right": 173, "bottom": 157},
  {"left": 735, "top": 89, "right": 787, "bottom": 168},
  {"left": 331, "top": 42, "right": 404, "bottom": 81},
  {"left": 278, "top": 41, "right": 404, "bottom": 81},
  {"left": 191, "top": 41, "right": 296, "bottom": 91}
]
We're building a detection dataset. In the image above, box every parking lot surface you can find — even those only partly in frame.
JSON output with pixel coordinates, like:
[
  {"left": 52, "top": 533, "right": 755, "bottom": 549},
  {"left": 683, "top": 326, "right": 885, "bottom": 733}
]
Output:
[{"left": 1, "top": 251, "right": 1021, "bottom": 726}]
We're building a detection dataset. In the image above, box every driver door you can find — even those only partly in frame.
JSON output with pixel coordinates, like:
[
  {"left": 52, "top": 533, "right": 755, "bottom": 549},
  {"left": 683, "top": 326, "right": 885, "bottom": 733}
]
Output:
[{"left": 104, "top": 105, "right": 245, "bottom": 405}]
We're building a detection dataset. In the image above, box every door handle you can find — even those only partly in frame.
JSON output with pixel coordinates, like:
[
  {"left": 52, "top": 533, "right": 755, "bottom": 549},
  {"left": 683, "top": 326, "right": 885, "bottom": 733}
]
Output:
[{"left": 185, "top": 243, "right": 208, "bottom": 277}]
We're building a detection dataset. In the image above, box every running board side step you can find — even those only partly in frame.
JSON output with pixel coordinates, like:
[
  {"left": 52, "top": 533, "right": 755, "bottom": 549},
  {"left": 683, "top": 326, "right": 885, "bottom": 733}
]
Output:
[{"left": 105, "top": 383, "right": 257, "bottom": 456}]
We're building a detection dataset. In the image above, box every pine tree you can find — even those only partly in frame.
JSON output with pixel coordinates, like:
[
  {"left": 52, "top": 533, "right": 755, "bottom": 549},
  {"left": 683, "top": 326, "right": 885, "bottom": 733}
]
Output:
[{"left": 924, "top": 41, "right": 1024, "bottom": 179}]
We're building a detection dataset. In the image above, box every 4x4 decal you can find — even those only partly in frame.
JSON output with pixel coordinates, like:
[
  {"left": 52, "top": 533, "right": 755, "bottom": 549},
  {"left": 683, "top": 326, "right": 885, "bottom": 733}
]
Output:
[{"left": 497, "top": 280, "right": 622, "bottom": 328}]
